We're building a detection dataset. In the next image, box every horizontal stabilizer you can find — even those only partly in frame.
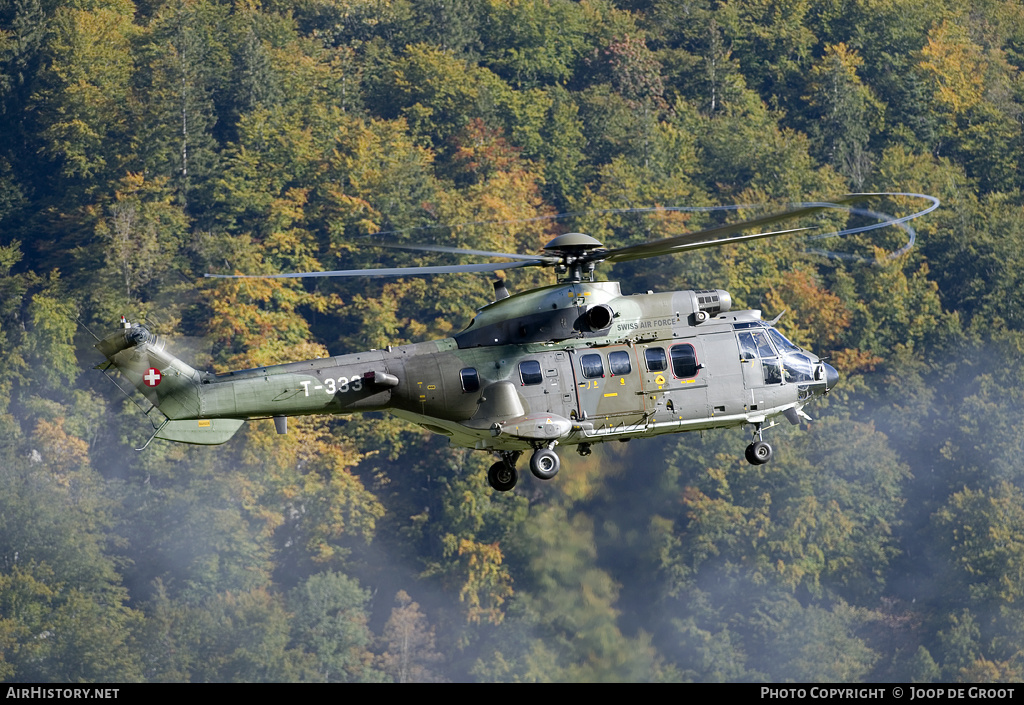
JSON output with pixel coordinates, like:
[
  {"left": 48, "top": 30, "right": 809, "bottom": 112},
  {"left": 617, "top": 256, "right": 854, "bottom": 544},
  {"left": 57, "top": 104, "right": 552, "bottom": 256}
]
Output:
[{"left": 155, "top": 418, "right": 246, "bottom": 445}]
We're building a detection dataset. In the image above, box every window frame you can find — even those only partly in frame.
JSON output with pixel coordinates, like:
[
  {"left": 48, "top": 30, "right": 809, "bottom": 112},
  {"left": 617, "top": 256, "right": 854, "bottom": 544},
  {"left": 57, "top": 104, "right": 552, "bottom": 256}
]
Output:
[
  {"left": 519, "top": 360, "right": 543, "bottom": 386},
  {"left": 460, "top": 368, "right": 480, "bottom": 393},
  {"left": 644, "top": 347, "right": 668, "bottom": 373},
  {"left": 670, "top": 343, "right": 700, "bottom": 379},
  {"left": 580, "top": 353, "right": 605, "bottom": 379},
  {"left": 608, "top": 350, "right": 632, "bottom": 376}
]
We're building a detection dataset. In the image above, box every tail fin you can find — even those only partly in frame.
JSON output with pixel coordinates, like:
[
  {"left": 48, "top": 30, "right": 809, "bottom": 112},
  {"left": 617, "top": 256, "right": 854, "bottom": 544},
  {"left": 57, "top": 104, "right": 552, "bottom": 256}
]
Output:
[{"left": 97, "top": 318, "right": 244, "bottom": 445}]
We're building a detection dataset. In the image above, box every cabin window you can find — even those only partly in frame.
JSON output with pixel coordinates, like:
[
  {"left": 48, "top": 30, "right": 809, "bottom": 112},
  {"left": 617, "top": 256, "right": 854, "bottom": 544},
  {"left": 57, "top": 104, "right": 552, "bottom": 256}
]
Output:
[
  {"left": 519, "top": 360, "right": 543, "bottom": 385},
  {"left": 670, "top": 344, "right": 699, "bottom": 378},
  {"left": 581, "top": 353, "right": 604, "bottom": 379},
  {"left": 645, "top": 347, "right": 668, "bottom": 372},
  {"left": 608, "top": 350, "right": 632, "bottom": 376},
  {"left": 460, "top": 368, "right": 480, "bottom": 393}
]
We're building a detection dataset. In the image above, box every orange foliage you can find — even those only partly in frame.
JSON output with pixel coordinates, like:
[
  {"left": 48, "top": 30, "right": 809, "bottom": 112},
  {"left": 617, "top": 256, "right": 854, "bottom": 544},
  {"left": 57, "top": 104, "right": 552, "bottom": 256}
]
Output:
[
  {"left": 32, "top": 417, "right": 90, "bottom": 478},
  {"left": 765, "top": 267, "right": 851, "bottom": 350}
]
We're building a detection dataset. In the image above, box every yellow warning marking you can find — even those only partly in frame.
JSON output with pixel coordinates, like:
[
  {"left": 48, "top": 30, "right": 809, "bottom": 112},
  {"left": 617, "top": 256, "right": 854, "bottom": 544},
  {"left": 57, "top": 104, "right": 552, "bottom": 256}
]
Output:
[
  {"left": 427, "top": 385, "right": 436, "bottom": 390},
  {"left": 603, "top": 393, "right": 618, "bottom": 397},
  {"left": 655, "top": 375, "right": 666, "bottom": 385},
  {"left": 198, "top": 419, "right": 211, "bottom": 428}
]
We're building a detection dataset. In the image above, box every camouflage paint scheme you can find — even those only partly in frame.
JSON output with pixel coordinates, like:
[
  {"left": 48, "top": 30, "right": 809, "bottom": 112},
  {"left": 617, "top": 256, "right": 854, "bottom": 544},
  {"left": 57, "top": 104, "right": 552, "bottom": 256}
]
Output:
[{"left": 97, "top": 280, "right": 837, "bottom": 452}]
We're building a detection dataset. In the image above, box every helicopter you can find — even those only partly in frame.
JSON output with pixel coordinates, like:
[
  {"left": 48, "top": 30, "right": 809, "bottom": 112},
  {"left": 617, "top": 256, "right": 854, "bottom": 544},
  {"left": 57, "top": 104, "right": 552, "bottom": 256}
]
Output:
[{"left": 96, "top": 197, "right": 911, "bottom": 492}]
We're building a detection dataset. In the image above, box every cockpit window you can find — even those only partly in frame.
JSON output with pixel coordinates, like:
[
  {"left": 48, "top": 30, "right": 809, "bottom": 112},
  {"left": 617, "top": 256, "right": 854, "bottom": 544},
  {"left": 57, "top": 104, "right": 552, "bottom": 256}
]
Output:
[
  {"left": 460, "top": 368, "right": 480, "bottom": 392},
  {"left": 738, "top": 332, "right": 757, "bottom": 360},
  {"left": 581, "top": 353, "right": 604, "bottom": 379},
  {"left": 738, "top": 330, "right": 776, "bottom": 359},
  {"left": 762, "top": 358, "right": 783, "bottom": 385},
  {"left": 608, "top": 350, "right": 632, "bottom": 376},
  {"left": 519, "top": 360, "right": 543, "bottom": 385}
]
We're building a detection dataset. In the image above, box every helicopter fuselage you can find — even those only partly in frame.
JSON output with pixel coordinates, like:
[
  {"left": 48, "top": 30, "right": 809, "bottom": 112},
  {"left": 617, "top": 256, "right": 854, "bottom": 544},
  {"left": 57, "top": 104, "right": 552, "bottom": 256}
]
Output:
[{"left": 99, "top": 281, "right": 837, "bottom": 466}]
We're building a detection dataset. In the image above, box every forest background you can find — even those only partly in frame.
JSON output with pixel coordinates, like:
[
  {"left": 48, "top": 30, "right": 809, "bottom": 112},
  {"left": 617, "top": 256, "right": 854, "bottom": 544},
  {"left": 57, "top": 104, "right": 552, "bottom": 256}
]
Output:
[{"left": 2, "top": 0, "right": 1024, "bottom": 683}]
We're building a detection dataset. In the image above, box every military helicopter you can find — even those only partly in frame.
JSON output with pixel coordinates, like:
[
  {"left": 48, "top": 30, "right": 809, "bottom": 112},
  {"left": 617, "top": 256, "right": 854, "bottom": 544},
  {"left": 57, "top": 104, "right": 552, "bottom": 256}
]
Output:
[{"left": 96, "top": 196, "right": 925, "bottom": 492}]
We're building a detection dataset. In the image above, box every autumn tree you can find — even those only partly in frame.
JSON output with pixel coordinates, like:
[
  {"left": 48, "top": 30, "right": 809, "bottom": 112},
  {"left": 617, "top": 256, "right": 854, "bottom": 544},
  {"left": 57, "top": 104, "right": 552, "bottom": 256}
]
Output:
[{"left": 378, "top": 590, "right": 444, "bottom": 683}]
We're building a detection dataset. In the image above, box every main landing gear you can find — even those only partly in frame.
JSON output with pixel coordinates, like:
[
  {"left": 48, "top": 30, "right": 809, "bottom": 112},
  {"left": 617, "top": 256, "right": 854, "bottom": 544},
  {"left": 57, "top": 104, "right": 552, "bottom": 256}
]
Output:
[
  {"left": 745, "top": 422, "right": 773, "bottom": 465},
  {"left": 487, "top": 451, "right": 520, "bottom": 492},
  {"left": 487, "top": 445, "right": 562, "bottom": 492}
]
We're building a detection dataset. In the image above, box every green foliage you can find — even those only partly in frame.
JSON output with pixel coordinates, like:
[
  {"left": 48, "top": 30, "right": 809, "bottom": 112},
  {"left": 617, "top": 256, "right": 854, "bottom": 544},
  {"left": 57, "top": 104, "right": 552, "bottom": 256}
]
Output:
[
  {"left": 0, "top": 241, "right": 34, "bottom": 413},
  {"left": 934, "top": 483, "right": 1024, "bottom": 607},
  {"left": 133, "top": 0, "right": 231, "bottom": 200},
  {"left": 2, "top": 0, "right": 1024, "bottom": 683},
  {"left": 801, "top": 43, "right": 884, "bottom": 187},
  {"left": 0, "top": 563, "right": 144, "bottom": 683},
  {"left": 288, "top": 571, "right": 383, "bottom": 682},
  {"left": 29, "top": 3, "right": 137, "bottom": 188},
  {"left": 747, "top": 595, "right": 879, "bottom": 681},
  {"left": 504, "top": 504, "right": 658, "bottom": 682},
  {"left": 480, "top": 0, "right": 593, "bottom": 87}
]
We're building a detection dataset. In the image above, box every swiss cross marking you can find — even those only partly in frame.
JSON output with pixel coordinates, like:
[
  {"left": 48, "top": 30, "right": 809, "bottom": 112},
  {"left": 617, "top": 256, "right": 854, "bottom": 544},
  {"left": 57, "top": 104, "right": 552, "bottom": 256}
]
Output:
[{"left": 144, "top": 368, "right": 162, "bottom": 387}]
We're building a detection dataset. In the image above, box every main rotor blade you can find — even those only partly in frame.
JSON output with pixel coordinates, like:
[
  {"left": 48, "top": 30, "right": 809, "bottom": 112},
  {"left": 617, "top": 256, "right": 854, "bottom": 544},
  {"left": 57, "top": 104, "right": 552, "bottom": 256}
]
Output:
[
  {"left": 601, "top": 199, "right": 858, "bottom": 263},
  {"left": 205, "top": 259, "right": 541, "bottom": 279},
  {"left": 369, "top": 240, "right": 562, "bottom": 264},
  {"left": 607, "top": 227, "right": 816, "bottom": 263}
]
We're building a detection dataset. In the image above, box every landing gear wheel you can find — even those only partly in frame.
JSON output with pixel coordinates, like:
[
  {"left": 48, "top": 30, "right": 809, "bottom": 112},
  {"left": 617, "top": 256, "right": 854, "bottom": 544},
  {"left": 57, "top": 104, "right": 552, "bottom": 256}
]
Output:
[
  {"left": 529, "top": 448, "right": 561, "bottom": 480},
  {"left": 745, "top": 441, "right": 773, "bottom": 465},
  {"left": 488, "top": 461, "right": 518, "bottom": 492}
]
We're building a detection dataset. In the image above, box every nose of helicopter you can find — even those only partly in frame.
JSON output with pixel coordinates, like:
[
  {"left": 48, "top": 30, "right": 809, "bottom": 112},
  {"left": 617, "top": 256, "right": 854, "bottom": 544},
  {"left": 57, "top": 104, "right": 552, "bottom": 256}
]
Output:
[{"left": 824, "top": 363, "right": 839, "bottom": 391}]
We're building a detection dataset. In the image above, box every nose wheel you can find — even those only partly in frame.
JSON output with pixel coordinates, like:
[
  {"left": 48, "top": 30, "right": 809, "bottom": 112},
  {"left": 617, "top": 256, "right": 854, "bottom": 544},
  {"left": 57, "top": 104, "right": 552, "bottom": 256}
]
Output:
[
  {"left": 745, "top": 440, "right": 773, "bottom": 464},
  {"left": 745, "top": 423, "right": 774, "bottom": 465}
]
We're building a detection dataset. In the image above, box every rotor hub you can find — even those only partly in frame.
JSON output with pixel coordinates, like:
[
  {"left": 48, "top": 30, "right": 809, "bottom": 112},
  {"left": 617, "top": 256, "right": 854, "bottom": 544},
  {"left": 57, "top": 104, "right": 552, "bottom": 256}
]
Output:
[
  {"left": 543, "top": 233, "right": 607, "bottom": 282},
  {"left": 542, "top": 232, "right": 604, "bottom": 252}
]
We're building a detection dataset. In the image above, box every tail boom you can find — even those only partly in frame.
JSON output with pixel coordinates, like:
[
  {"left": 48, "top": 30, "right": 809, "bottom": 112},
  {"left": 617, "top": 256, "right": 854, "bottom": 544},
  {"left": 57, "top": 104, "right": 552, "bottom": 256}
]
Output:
[{"left": 97, "top": 321, "right": 400, "bottom": 446}]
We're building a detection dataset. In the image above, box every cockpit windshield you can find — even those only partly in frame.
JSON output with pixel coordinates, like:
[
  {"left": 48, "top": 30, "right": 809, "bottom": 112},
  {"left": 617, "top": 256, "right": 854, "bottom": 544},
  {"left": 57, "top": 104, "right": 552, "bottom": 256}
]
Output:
[
  {"left": 736, "top": 322, "right": 817, "bottom": 385},
  {"left": 767, "top": 327, "right": 802, "bottom": 354},
  {"left": 782, "top": 352, "right": 816, "bottom": 382}
]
